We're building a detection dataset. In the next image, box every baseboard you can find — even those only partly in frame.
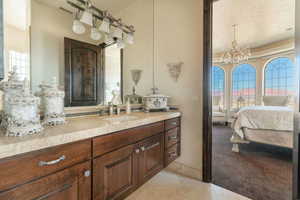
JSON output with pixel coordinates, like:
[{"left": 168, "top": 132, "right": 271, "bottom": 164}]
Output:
[{"left": 166, "top": 161, "right": 202, "bottom": 180}]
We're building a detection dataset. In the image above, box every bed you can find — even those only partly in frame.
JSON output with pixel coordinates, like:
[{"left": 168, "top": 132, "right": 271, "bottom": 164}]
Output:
[{"left": 231, "top": 105, "right": 294, "bottom": 152}]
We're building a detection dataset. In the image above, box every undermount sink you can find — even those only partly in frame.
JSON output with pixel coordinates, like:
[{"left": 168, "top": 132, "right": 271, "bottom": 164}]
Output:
[{"left": 103, "top": 115, "right": 139, "bottom": 123}]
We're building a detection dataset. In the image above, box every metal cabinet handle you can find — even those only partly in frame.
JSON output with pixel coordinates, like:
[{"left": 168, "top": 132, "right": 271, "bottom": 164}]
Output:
[
  {"left": 84, "top": 170, "right": 91, "bottom": 177},
  {"left": 171, "top": 122, "right": 177, "bottom": 125},
  {"left": 39, "top": 155, "right": 66, "bottom": 166},
  {"left": 168, "top": 135, "right": 178, "bottom": 140},
  {"left": 168, "top": 152, "right": 177, "bottom": 158},
  {"left": 142, "top": 142, "right": 160, "bottom": 152}
]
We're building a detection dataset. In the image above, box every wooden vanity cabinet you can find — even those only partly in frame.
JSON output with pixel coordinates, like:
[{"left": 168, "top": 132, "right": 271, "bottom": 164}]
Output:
[
  {"left": 0, "top": 139, "right": 92, "bottom": 200},
  {"left": 92, "top": 122, "right": 166, "bottom": 200},
  {"left": 137, "top": 133, "right": 164, "bottom": 185},
  {"left": 93, "top": 144, "right": 139, "bottom": 200},
  {"left": 0, "top": 117, "right": 181, "bottom": 200},
  {"left": 0, "top": 161, "right": 91, "bottom": 200},
  {"left": 164, "top": 118, "right": 181, "bottom": 166}
]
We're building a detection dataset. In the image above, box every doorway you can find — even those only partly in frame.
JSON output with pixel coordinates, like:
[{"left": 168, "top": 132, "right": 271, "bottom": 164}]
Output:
[{"left": 202, "top": 0, "right": 300, "bottom": 200}]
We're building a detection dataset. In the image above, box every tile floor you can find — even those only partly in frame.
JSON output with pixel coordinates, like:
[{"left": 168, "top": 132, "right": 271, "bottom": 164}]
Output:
[{"left": 126, "top": 171, "right": 251, "bottom": 200}]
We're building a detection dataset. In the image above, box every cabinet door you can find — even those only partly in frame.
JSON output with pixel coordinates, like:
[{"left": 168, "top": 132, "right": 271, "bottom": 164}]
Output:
[
  {"left": 138, "top": 133, "right": 164, "bottom": 184},
  {"left": 0, "top": 161, "right": 91, "bottom": 200},
  {"left": 93, "top": 144, "right": 139, "bottom": 200}
]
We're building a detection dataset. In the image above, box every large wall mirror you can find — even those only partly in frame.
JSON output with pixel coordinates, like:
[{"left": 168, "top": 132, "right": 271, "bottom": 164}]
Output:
[{"left": 2, "top": 0, "right": 154, "bottom": 108}]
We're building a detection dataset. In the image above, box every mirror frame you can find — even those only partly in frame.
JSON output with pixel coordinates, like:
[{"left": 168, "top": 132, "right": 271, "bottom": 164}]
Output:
[{"left": 0, "top": 0, "right": 4, "bottom": 80}]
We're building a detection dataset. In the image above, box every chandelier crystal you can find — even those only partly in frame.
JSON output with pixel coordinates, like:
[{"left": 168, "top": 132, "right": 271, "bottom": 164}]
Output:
[{"left": 222, "top": 24, "right": 251, "bottom": 64}]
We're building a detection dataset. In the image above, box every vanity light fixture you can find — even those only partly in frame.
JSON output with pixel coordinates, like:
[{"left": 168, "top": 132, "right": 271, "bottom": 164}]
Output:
[
  {"left": 67, "top": 0, "right": 136, "bottom": 47},
  {"left": 117, "top": 39, "right": 125, "bottom": 49},
  {"left": 80, "top": 0, "right": 93, "bottom": 26},
  {"left": 73, "top": 19, "right": 86, "bottom": 34},
  {"left": 91, "top": 27, "right": 102, "bottom": 40},
  {"left": 72, "top": 10, "right": 86, "bottom": 34},
  {"left": 104, "top": 33, "right": 115, "bottom": 45},
  {"left": 90, "top": 18, "right": 102, "bottom": 40},
  {"left": 99, "top": 18, "right": 110, "bottom": 33},
  {"left": 124, "top": 32, "right": 134, "bottom": 44},
  {"left": 113, "top": 26, "right": 124, "bottom": 39}
]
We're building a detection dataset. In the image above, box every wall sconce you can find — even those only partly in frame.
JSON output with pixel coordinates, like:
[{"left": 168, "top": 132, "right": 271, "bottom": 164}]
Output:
[{"left": 167, "top": 62, "right": 184, "bottom": 82}]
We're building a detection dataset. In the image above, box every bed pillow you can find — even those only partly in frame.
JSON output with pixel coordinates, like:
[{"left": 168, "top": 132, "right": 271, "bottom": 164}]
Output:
[{"left": 263, "top": 96, "right": 289, "bottom": 106}]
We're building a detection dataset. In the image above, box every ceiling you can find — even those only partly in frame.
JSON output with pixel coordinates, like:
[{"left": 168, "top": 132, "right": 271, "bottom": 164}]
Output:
[
  {"left": 213, "top": 0, "right": 295, "bottom": 53},
  {"left": 34, "top": 0, "right": 138, "bottom": 15}
]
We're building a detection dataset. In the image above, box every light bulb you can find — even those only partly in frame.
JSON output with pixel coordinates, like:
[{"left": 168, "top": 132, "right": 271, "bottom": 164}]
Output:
[
  {"left": 80, "top": 10, "right": 93, "bottom": 26},
  {"left": 99, "top": 18, "right": 110, "bottom": 33},
  {"left": 91, "top": 27, "right": 102, "bottom": 40},
  {"left": 124, "top": 33, "right": 134, "bottom": 44},
  {"left": 72, "top": 20, "right": 86, "bottom": 34},
  {"left": 113, "top": 27, "right": 123, "bottom": 39}
]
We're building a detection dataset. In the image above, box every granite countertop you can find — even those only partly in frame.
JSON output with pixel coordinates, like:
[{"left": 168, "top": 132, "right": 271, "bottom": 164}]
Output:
[{"left": 0, "top": 111, "right": 181, "bottom": 160}]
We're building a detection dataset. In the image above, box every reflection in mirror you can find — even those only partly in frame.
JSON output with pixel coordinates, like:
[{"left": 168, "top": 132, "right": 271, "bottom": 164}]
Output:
[
  {"left": 104, "top": 43, "right": 122, "bottom": 105},
  {"left": 3, "top": 0, "right": 30, "bottom": 81},
  {"left": 1, "top": 0, "right": 31, "bottom": 109},
  {"left": 2, "top": 0, "right": 154, "bottom": 108}
]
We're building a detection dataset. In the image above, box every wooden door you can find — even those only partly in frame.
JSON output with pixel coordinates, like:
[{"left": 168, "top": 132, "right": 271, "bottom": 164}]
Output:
[
  {"left": 65, "top": 38, "right": 103, "bottom": 106},
  {"left": 0, "top": 161, "right": 91, "bottom": 200},
  {"left": 93, "top": 144, "right": 139, "bottom": 200},
  {"left": 138, "top": 133, "right": 164, "bottom": 185}
]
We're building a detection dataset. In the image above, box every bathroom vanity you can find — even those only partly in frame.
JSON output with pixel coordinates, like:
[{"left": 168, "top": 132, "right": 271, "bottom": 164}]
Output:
[{"left": 0, "top": 112, "right": 181, "bottom": 200}]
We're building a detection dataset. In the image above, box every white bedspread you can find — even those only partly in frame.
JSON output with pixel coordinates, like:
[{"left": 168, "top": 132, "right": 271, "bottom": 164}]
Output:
[{"left": 232, "top": 106, "right": 293, "bottom": 139}]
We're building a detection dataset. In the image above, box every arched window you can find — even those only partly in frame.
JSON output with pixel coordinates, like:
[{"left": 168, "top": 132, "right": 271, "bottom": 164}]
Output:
[
  {"left": 212, "top": 66, "right": 225, "bottom": 107},
  {"left": 264, "top": 57, "right": 295, "bottom": 96},
  {"left": 232, "top": 64, "right": 256, "bottom": 108}
]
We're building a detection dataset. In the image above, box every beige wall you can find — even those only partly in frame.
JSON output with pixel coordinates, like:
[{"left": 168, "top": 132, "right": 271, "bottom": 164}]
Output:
[
  {"left": 31, "top": 0, "right": 98, "bottom": 92},
  {"left": 117, "top": 0, "right": 154, "bottom": 96},
  {"left": 120, "top": 0, "right": 204, "bottom": 179}
]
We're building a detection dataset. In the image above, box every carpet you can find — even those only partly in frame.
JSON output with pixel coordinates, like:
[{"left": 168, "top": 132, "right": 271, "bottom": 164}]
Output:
[{"left": 212, "top": 125, "right": 293, "bottom": 200}]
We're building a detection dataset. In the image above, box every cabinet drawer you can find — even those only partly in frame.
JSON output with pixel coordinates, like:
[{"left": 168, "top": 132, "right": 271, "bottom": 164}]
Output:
[
  {"left": 165, "top": 143, "right": 180, "bottom": 166},
  {"left": 165, "top": 127, "right": 180, "bottom": 148},
  {"left": 0, "top": 140, "right": 91, "bottom": 192},
  {"left": 93, "top": 122, "right": 164, "bottom": 158},
  {"left": 165, "top": 118, "right": 180, "bottom": 130},
  {"left": 0, "top": 161, "right": 91, "bottom": 200}
]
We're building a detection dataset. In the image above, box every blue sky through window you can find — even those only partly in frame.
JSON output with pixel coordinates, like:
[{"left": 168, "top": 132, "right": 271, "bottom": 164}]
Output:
[
  {"left": 232, "top": 64, "right": 256, "bottom": 107},
  {"left": 212, "top": 66, "right": 225, "bottom": 98},
  {"left": 265, "top": 57, "right": 295, "bottom": 96}
]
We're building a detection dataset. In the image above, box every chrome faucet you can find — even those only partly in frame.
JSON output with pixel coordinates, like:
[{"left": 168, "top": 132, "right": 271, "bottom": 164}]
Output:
[{"left": 108, "top": 102, "right": 114, "bottom": 115}]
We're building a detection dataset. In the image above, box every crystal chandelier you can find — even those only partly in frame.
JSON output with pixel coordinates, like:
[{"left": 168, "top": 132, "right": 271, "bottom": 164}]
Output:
[{"left": 222, "top": 24, "right": 251, "bottom": 64}]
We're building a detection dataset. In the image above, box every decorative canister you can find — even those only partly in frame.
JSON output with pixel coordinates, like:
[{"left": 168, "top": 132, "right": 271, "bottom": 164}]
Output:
[
  {"left": 0, "top": 71, "right": 43, "bottom": 136},
  {"left": 143, "top": 93, "right": 170, "bottom": 112},
  {"left": 0, "top": 70, "right": 25, "bottom": 129},
  {"left": 36, "top": 77, "right": 65, "bottom": 126}
]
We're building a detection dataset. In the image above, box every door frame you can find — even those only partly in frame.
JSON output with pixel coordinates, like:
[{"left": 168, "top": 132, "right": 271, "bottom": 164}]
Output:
[
  {"left": 202, "top": 2, "right": 300, "bottom": 199},
  {"left": 202, "top": 0, "right": 213, "bottom": 183}
]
